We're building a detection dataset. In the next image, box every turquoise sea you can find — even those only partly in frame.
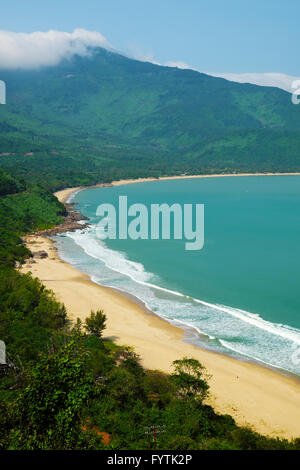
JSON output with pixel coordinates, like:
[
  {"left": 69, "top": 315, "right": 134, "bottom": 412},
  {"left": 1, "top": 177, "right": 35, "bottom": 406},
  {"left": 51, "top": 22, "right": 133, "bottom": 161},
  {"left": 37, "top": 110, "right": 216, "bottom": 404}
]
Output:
[{"left": 54, "top": 176, "right": 300, "bottom": 376}]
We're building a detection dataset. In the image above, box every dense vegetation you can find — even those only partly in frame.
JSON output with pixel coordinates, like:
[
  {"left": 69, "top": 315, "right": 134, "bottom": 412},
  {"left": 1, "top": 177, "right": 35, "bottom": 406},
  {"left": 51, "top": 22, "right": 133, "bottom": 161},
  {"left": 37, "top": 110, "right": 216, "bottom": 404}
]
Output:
[
  {"left": 1, "top": 48, "right": 300, "bottom": 191},
  {"left": 0, "top": 176, "right": 65, "bottom": 267},
  {"left": 0, "top": 170, "right": 299, "bottom": 450},
  {"left": 2, "top": 301, "right": 300, "bottom": 450}
]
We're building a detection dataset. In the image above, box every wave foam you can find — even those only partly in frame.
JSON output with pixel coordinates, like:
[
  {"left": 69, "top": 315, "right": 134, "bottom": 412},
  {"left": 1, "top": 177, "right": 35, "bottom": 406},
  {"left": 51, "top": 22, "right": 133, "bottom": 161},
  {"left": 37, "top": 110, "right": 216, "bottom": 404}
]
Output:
[
  {"left": 67, "top": 230, "right": 152, "bottom": 284},
  {"left": 66, "top": 228, "right": 300, "bottom": 347},
  {"left": 56, "top": 227, "right": 300, "bottom": 375}
]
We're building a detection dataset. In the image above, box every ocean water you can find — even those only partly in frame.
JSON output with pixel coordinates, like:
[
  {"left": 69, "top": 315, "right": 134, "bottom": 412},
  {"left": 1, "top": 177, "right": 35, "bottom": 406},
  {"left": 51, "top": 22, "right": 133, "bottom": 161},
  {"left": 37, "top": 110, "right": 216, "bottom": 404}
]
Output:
[{"left": 54, "top": 176, "right": 300, "bottom": 376}]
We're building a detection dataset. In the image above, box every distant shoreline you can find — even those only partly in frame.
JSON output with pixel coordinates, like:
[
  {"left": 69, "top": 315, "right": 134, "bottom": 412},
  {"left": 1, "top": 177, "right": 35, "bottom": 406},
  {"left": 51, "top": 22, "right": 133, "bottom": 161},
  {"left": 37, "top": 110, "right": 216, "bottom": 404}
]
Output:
[
  {"left": 111, "top": 171, "right": 300, "bottom": 187},
  {"left": 54, "top": 171, "right": 300, "bottom": 203}
]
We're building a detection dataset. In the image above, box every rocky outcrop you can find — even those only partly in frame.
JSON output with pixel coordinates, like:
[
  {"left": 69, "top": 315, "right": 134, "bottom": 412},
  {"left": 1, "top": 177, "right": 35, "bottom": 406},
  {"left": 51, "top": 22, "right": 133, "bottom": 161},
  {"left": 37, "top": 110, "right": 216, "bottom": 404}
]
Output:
[
  {"left": 32, "top": 250, "right": 48, "bottom": 259},
  {"left": 32, "top": 202, "right": 91, "bottom": 237}
]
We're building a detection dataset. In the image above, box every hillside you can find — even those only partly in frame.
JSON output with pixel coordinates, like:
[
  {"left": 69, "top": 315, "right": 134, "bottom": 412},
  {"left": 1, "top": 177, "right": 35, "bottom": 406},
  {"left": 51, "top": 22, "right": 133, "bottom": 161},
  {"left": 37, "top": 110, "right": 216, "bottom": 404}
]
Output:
[{"left": 1, "top": 48, "right": 300, "bottom": 188}]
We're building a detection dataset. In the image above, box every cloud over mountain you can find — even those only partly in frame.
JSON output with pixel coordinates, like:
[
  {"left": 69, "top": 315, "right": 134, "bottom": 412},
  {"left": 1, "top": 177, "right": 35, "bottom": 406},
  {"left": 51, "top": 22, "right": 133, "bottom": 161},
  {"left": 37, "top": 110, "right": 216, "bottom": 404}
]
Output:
[
  {"left": 0, "top": 29, "right": 298, "bottom": 94},
  {"left": 0, "top": 29, "right": 111, "bottom": 69},
  {"left": 207, "top": 72, "right": 300, "bottom": 93},
  {"left": 163, "top": 62, "right": 299, "bottom": 93}
]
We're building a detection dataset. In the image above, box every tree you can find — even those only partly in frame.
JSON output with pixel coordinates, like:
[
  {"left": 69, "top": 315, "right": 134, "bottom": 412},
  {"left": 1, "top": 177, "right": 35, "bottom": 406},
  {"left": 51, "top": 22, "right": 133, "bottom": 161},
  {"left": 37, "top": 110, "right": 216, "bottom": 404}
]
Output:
[
  {"left": 170, "top": 357, "right": 210, "bottom": 403},
  {"left": 10, "top": 336, "right": 94, "bottom": 449},
  {"left": 72, "top": 317, "right": 83, "bottom": 334},
  {"left": 84, "top": 310, "right": 107, "bottom": 338}
]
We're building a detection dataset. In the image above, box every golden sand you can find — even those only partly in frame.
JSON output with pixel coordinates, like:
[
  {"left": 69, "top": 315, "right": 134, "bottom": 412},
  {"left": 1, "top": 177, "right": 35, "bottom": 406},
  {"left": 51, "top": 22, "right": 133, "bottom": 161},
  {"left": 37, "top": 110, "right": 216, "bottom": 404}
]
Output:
[{"left": 21, "top": 229, "right": 300, "bottom": 440}]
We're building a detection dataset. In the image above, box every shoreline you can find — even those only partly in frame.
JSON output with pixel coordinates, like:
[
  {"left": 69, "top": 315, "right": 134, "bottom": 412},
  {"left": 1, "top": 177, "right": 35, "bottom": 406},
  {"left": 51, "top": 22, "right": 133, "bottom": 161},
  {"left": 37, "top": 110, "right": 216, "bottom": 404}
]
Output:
[
  {"left": 54, "top": 171, "right": 300, "bottom": 204},
  {"left": 20, "top": 235, "right": 300, "bottom": 439},
  {"left": 20, "top": 178, "right": 300, "bottom": 439},
  {"left": 54, "top": 174, "right": 300, "bottom": 383},
  {"left": 111, "top": 171, "right": 300, "bottom": 187}
]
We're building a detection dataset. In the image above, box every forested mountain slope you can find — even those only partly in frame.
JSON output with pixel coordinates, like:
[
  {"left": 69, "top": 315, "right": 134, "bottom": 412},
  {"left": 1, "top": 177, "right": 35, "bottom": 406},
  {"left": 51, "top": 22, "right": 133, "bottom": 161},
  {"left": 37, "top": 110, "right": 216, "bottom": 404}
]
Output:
[{"left": 1, "top": 48, "right": 300, "bottom": 189}]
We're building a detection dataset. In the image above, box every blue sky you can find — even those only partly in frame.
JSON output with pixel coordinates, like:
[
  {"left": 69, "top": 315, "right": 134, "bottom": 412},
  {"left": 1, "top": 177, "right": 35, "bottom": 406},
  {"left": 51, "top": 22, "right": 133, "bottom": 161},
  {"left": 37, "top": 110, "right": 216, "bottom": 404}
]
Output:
[{"left": 1, "top": 0, "right": 300, "bottom": 75}]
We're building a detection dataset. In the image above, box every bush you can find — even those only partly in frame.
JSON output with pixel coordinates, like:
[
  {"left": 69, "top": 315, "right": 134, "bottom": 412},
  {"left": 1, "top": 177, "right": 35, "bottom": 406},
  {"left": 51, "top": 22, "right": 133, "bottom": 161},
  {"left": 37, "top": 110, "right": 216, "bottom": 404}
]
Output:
[
  {"left": 10, "top": 336, "right": 95, "bottom": 449},
  {"left": 84, "top": 310, "right": 107, "bottom": 338},
  {"left": 170, "top": 357, "right": 210, "bottom": 403}
]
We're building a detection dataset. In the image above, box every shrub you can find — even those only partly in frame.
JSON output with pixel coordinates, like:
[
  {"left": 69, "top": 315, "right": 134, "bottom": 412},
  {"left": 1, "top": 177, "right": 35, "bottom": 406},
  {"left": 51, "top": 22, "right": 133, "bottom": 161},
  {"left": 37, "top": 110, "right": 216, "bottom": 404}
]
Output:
[{"left": 84, "top": 310, "right": 107, "bottom": 338}]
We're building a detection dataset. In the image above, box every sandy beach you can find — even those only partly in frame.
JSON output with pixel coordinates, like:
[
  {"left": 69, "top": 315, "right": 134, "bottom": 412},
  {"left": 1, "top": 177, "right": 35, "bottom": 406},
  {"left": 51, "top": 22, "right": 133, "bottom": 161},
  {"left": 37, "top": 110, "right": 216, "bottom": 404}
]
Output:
[
  {"left": 54, "top": 172, "right": 300, "bottom": 204},
  {"left": 111, "top": 172, "right": 300, "bottom": 187},
  {"left": 21, "top": 182, "right": 300, "bottom": 439}
]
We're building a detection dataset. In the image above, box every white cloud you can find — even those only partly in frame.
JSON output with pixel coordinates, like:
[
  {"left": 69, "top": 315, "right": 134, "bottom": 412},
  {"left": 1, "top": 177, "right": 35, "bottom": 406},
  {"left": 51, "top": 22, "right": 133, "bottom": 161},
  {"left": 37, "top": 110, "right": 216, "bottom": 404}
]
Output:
[
  {"left": 162, "top": 59, "right": 299, "bottom": 93},
  {"left": 124, "top": 45, "right": 160, "bottom": 65},
  {"left": 0, "top": 29, "right": 298, "bottom": 94},
  {"left": 206, "top": 72, "right": 300, "bottom": 93},
  {"left": 164, "top": 61, "right": 195, "bottom": 70},
  {"left": 0, "top": 29, "right": 111, "bottom": 69},
  {"left": 164, "top": 61, "right": 299, "bottom": 93}
]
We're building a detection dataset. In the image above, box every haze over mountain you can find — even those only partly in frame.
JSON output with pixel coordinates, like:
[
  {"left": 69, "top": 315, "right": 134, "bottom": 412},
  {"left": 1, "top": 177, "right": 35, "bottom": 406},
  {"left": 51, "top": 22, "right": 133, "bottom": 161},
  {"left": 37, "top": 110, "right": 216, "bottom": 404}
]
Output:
[
  {"left": 206, "top": 72, "right": 300, "bottom": 94},
  {"left": 166, "top": 64, "right": 300, "bottom": 93},
  {"left": 1, "top": 38, "right": 300, "bottom": 188}
]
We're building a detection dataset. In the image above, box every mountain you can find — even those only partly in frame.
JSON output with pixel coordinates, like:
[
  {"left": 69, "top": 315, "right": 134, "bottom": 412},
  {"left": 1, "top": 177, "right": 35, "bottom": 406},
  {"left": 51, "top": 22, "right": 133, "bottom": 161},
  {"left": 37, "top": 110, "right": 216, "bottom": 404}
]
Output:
[{"left": 1, "top": 47, "right": 300, "bottom": 189}]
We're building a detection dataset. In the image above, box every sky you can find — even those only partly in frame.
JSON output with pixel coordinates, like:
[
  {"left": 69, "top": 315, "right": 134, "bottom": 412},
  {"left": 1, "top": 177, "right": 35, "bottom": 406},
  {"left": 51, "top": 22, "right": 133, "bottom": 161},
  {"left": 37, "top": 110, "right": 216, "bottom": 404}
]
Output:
[{"left": 1, "top": 0, "right": 300, "bottom": 90}]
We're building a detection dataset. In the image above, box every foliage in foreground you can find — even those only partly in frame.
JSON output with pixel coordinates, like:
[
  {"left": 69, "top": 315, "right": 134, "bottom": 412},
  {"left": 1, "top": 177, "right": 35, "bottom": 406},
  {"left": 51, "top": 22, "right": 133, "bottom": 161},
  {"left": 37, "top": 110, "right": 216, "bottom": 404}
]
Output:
[
  {"left": 1, "top": 313, "right": 300, "bottom": 450},
  {"left": 84, "top": 310, "right": 107, "bottom": 338},
  {"left": 9, "top": 337, "right": 94, "bottom": 450}
]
